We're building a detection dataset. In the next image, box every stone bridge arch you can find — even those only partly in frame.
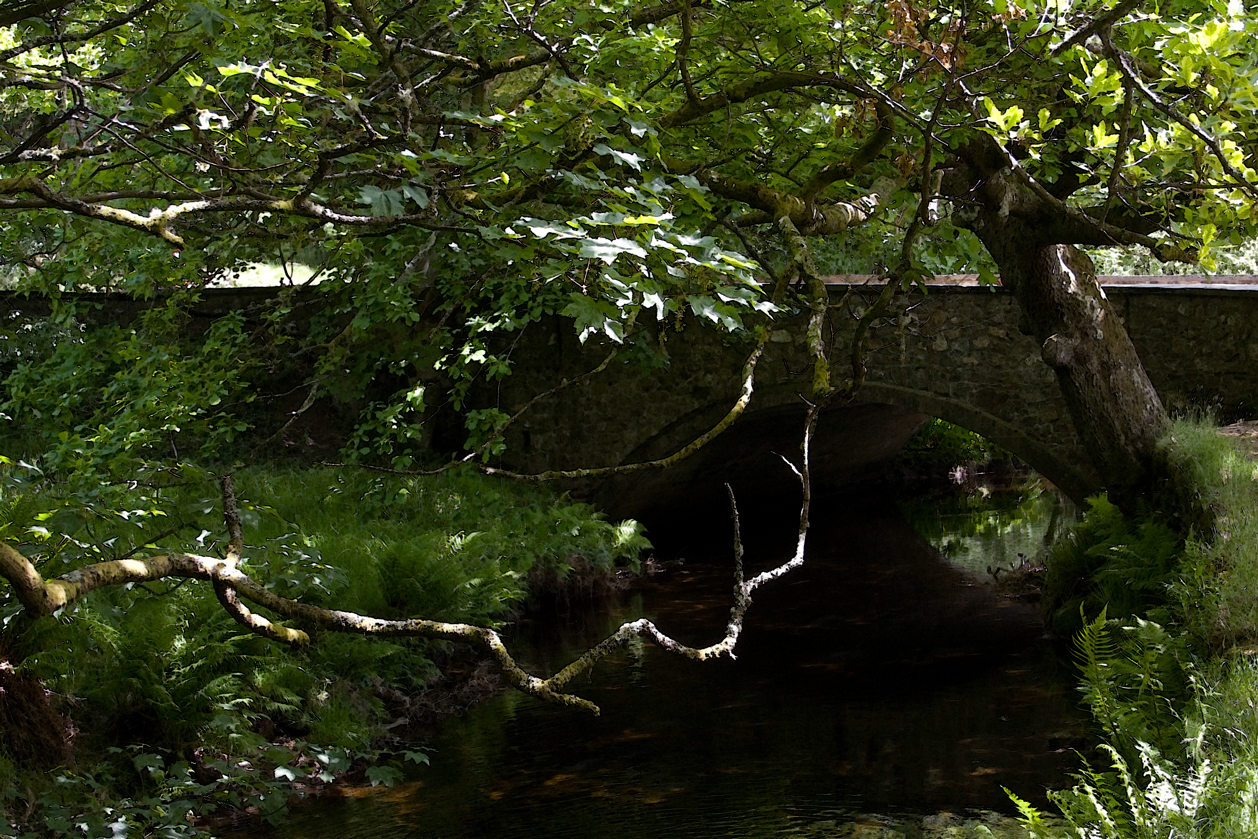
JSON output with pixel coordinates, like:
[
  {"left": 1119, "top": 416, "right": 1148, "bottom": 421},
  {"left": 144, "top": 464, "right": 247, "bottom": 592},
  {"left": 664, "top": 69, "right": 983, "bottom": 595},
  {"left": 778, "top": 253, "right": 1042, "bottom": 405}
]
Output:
[
  {"left": 491, "top": 280, "right": 1258, "bottom": 520},
  {"left": 579, "top": 387, "right": 1096, "bottom": 521}
]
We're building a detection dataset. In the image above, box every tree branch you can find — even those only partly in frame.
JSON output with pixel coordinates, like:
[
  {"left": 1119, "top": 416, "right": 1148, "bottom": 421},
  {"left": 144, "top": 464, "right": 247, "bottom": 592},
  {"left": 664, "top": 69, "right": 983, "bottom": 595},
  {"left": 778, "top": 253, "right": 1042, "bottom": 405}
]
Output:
[
  {"left": 659, "top": 70, "right": 870, "bottom": 128},
  {"left": 480, "top": 340, "right": 766, "bottom": 481},
  {"left": 0, "top": 405, "right": 817, "bottom": 715},
  {"left": 0, "top": 177, "right": 478, "bottom": 245},
  {"left": 799, "top": 100, "right": 895, "bottom": 202}
]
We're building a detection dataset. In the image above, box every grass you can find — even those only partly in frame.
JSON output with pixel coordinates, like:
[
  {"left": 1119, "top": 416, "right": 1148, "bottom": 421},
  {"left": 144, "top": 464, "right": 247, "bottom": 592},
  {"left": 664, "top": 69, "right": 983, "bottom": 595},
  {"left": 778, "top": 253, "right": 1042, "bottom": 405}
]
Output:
[{"left": 1021, "top": 417, "right": 1258, "bottom": 838}]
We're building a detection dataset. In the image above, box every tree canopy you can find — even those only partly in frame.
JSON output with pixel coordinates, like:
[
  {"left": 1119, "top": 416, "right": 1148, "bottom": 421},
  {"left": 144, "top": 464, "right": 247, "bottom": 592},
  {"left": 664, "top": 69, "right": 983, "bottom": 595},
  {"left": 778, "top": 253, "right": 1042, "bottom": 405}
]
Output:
[
  {"left": 2, "top": 0, "right": 1252, "bottom": 447},
  {"left": 1, "top": 0, "right": 1257, "bottom": 701}
]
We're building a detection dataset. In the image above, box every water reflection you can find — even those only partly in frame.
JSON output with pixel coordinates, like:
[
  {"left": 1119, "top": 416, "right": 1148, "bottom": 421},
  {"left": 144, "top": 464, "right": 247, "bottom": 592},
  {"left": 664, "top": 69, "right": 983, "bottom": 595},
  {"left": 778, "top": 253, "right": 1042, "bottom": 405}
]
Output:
[
  {"left": 901, "top": 482, "right": 1077, "bottom": 578},
  {"left": 231, "top": 490, "right": 1083, "bottom": 839}
]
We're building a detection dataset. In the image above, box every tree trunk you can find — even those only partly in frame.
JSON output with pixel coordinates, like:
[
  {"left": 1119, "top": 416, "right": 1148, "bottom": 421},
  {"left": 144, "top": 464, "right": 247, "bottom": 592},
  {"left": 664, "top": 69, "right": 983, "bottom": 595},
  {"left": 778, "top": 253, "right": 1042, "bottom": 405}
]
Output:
[
  {"left": 998, "top": 239, "right": 1168, "bottom": 510},
  {"left": 943, "top": 157, "right": 1173, "bottom": 515}
]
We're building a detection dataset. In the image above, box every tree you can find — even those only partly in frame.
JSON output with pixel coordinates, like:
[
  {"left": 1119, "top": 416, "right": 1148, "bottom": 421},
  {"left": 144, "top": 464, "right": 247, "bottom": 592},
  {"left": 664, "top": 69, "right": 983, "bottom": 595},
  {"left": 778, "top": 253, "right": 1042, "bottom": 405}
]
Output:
[{"left": 1, "top": 0, "right": 1256, "bottom": 703}]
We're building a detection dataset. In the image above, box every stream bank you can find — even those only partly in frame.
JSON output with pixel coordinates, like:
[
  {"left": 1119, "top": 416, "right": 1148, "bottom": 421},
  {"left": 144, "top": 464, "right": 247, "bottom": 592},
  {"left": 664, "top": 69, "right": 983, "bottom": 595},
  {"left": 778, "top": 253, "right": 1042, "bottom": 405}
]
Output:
[{"left": 225, "top": 483, "right": 1084, "bottom": 838}]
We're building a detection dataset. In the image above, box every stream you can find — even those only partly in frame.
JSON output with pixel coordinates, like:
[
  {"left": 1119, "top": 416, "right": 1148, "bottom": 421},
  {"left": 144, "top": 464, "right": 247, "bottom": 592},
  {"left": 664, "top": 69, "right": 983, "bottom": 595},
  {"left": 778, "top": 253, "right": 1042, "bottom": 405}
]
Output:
[{"left": 234, "top": 484, "right": 1085, "bottom": 838}]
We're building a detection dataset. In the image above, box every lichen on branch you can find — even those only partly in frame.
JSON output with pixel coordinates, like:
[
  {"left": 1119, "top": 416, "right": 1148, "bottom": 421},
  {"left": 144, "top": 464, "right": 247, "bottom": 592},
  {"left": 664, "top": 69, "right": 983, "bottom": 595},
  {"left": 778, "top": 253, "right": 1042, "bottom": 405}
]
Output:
[{"left": 0, "top": 408, "right": 819, "bottom": 715}]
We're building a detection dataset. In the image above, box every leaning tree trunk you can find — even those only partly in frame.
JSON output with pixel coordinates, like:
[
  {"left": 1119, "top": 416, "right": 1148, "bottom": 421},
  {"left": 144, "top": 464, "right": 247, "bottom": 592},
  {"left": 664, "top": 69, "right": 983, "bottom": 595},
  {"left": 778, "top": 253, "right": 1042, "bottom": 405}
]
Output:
[
  {"left": 943, "top": 157, "right": 1179, "bottom": 519},
  {"left": 1000, "top": 240, "right": 1168, "bottom": 510}
]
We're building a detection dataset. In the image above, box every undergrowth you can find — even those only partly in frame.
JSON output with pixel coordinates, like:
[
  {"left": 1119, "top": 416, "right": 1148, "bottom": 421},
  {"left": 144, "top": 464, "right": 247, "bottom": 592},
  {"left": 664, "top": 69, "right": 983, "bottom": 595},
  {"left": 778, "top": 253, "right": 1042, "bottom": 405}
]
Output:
[
  {"left": 897, "top": 418, "right": 1014, "bottom": 467},
  {"left": 0, "top": 461, "right": 648, "bottom": 837},
  {"left": 1018, "top": 418, "right": 1258, "bottom": 838}
]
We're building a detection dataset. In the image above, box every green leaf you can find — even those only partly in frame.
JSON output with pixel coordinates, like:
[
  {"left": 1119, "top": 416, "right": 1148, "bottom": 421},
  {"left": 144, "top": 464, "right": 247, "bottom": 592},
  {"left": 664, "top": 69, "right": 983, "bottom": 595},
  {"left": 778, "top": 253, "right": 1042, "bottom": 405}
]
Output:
[
  {"left": 365, "top": 765, "right": 403, "bottom": 787},
  {"left": 688, "top": 295, "right": 742, "bottom": 330},
  {"left": 579, "top": 237, "right": 648, "bottom": 264},
  {"left": 185, "top": 2, "right": 232, "bottom": 36},
  {"left": 358, "top": 186, "right": 406, "bottom": 217},
  {"left": 401, "top": 184, "right": 430, "bottom": 210},
  {"left": 562, "top": 295, "right": 624, "bottom": 343},
  {"left": 592, "top": 143, "right": 644, "bottom": 171}
]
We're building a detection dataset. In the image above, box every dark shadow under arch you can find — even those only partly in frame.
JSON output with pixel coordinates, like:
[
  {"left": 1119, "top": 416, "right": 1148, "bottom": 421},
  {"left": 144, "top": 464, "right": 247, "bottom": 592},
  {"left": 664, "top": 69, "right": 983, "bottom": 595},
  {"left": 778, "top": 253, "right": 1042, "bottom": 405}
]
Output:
[{"left": 588, "top": 391, "right": 1100, "bottom": 523}]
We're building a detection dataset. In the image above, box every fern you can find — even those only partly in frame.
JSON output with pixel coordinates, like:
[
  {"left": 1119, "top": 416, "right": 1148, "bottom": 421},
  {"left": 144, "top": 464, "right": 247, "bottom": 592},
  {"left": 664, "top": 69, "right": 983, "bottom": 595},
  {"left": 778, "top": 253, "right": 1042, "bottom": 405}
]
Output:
[{"left": 1075, "top": 609, "right": 1122, "bottom": 726}]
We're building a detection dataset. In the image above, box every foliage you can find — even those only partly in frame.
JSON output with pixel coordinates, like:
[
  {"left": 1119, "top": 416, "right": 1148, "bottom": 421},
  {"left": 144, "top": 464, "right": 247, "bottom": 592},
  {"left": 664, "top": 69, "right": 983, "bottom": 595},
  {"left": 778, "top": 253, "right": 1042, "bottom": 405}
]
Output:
[
  {"left": 239, "top": 464, "right": 650, "bottom": 620},
  {"left": 1162, "top": 420, "right": 1258, "bottom": 647},
  {"left": 897, "top": 418, "right": 1014, "bottom": 467},
  {"left": 1042, "top": 496, "right": 1182, "bottom": 635},
  {"left": 5, "top": 0, "right": 1258, "bottom": 831},
  {"left": 4, "top": 0, "right": 1258, "bottom": 463},
  {"left": 1089, "top": 237, "right": 1258, "bottom": 277},
  {"left": 1072, "top": 610, "right": 1188, "bottom": 761},
  {"left": 1, "top": 305, "right": 257, "bottom": 497},
  {"left": 1015, "top": 420, "right": 1258, "bottom": 838},
  {"left": 0, "top": 458, "right": 648, "bottom": 833}
]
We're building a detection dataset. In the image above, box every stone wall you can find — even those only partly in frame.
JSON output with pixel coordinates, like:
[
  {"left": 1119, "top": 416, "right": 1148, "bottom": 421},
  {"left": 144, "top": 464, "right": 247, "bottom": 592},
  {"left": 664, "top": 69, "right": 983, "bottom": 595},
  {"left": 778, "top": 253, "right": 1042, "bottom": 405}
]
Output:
[
  {"left": 5, "top": 283, "right": 1256, "bottom": 517},
  {"left": 484, "top": 283, "right": 1258, "bottom": 515}
]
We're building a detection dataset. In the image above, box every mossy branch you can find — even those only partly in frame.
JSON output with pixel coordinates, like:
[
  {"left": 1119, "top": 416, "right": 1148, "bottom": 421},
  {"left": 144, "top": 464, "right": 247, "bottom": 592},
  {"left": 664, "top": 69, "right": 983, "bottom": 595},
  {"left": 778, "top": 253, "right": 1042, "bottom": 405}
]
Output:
[
  {"left": 0, "top": 177, "right": 477, "bottom": 247},
  {"left": 479, "top": 340, "right": 765, "bottom": 482},
  {"left": 212, "top": 474, "right": 301, "bottom": 645},
  {"left": 777, "top": 213, "right": 832, "bottom": 398},
  {"left": 0, "top": 404, "right": 817, "bottom": 715}
]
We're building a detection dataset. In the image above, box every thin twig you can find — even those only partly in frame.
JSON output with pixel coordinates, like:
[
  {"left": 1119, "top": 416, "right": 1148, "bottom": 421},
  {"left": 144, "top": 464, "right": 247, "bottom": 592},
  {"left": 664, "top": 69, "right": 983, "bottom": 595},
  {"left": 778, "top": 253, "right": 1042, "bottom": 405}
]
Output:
[
  {"left": 0, "top": 405, "right": 819, "bottom": 714},
  {"left": 479, "top": 340, "right": 766, "bottom": 482}
]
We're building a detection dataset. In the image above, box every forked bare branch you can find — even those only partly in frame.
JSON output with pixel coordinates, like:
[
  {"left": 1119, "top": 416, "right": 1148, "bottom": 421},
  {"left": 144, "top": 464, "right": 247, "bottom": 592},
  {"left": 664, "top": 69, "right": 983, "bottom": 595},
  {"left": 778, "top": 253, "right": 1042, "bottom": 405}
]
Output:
[{"left": 0, "top": 405, "right": 818, "bottom": 714}]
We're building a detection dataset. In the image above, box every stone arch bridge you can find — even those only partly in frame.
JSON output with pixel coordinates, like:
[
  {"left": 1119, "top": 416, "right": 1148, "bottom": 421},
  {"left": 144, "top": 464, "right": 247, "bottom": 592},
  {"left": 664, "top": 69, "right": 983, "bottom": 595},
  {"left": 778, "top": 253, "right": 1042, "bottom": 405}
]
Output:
[
  {"left": 483, "top": 278, "right": 1258, "bottom": 518},
  {"left": 4, "top": 278, "right": 1255, "bottom": 520}
]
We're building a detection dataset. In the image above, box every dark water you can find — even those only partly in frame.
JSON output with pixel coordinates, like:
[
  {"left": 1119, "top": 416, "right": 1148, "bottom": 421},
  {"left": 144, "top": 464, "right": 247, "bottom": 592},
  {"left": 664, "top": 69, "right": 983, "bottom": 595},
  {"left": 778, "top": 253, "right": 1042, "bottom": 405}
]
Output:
[{"left": 235, "top": 489, "right": 1084, "bottom": 838}]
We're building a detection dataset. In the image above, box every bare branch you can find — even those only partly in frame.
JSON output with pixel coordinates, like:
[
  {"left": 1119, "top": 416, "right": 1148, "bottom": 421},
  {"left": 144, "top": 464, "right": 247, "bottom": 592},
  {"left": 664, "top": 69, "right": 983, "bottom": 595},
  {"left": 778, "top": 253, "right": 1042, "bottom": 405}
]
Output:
[
  {"left": 542, "top": 403, "right": 818, "bottom": 693},
  {"left": 0, "top": 0, "right": 76, "bottom": 27},
  {"left": 1102, "top": 77, "right": 1137, "bottom": 223},
  {"left": 0, "top": 405, "right": 818, "bottom": 714},
  {"left": 677, "top": 0, "right": 699, "bottom": 104},
  {"left": 480, "top": 340, "right": 766, "bottom": 482},
  {"left": 348, "top": 0, "right": 417, "bottom": 127},
  {"left": 0, "top": 177, "right": 478, "bottom": 245},
  {"left": 695, "top": 168, "right": 882, "bottom": 236},
  {"left": 660, "top": 70, "right": 870, "bottom": 129}
]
